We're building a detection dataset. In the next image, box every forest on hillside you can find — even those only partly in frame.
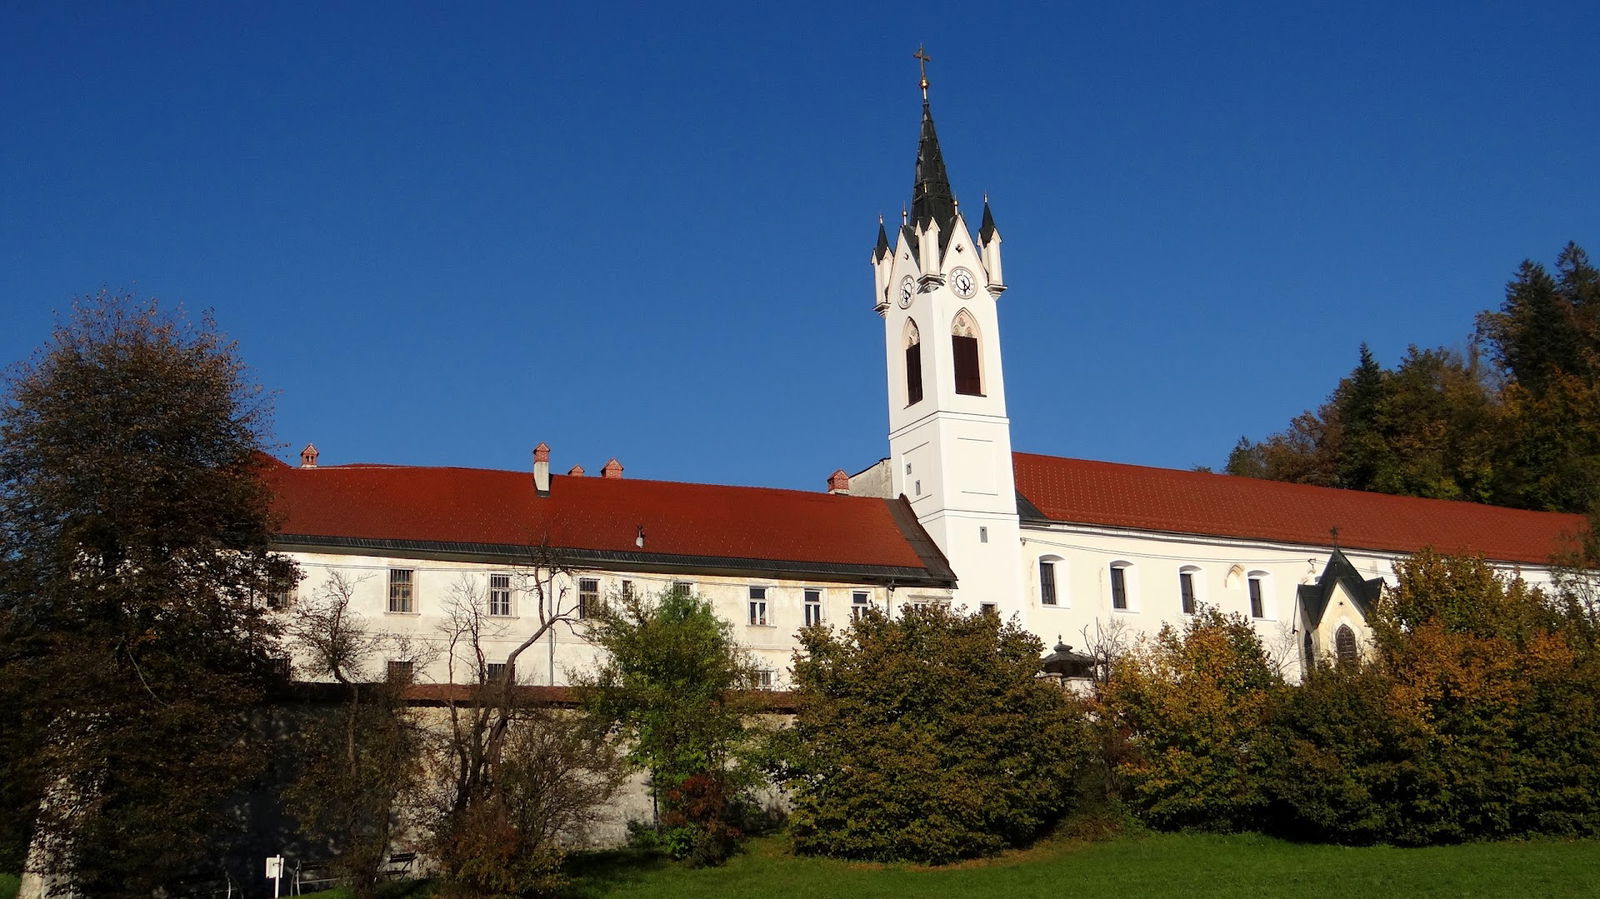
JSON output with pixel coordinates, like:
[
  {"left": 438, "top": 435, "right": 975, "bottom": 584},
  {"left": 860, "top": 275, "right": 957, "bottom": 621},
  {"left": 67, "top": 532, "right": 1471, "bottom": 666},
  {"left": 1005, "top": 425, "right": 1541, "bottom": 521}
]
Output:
[{"left": 1226, "top": 242, "right": 1600, "bottom": 515}]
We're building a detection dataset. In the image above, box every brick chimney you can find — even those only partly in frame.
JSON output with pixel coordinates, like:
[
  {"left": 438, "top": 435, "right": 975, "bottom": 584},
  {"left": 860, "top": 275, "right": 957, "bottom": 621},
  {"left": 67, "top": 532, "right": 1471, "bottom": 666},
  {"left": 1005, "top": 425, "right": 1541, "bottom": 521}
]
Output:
[
  {"left": 602, "top": 458, "right": 624, "bottom": 479},
  {"left": 568, "top": 465, "right": 585, "bottom": 477},
  {"left": 827, "top": 468, "right": 850, "bottom": 495},
  {"left": 299, "top": 444, "right": 319, "bottom": 469},
  {"left": 532, "top": 442, "right": 551, "bottom": 496}
]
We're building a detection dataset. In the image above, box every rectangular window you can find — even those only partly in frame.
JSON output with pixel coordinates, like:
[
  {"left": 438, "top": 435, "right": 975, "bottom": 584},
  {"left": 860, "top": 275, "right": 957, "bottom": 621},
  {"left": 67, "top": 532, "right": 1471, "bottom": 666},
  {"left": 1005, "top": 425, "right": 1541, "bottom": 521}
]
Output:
[
  {"left": 1180, "top": 571, "right": 1196, "bottom": 615},
  {"left": 266, "top": 572, "right": 296, "bottom": 611},
  {"left": 489, "top": 573, "right": 512, "bottom": 617},
  {"left": 1040, "top": 560, "right": 1057, "bottom": 606},
  {"left": 979, "top": 526, "right": 988, "bottom": 543},
  {"left": 980, "top": 601, "right": 998, "bottom": 615},
  {"left": 852, "top": 590, "right": 871, "bottom": 620},
  {"left": 578, "top": 578, "right": 599, "bottom": 619},
  {"left": 388, "top": 569, "right": 414, "bottom": 614},
  {"left": 671, "top": 581, "right": 694, "bottom": 598},
  {"left": 1249, "top": 577, "right": 1265, "bottom": 618},
  {"left": 1110, "top": 566, "right": 1128, "bottom": 610},
  {"left": 621, "top": 579, "right": 635, "bottom": 599},
  {"left": 953, "top": 334, "right": 982, "bottom": 395},
  {"left": 749, "top": 669, "right": 774, "bottom": 690},
  {"left": 749, "top": 586, "right": 768, "bottom": 626},
  {"left": 804, "top": 588, "right": 823, "bottom": 627},
  {"left": 485, "top": 662, "right": 513, "bottom": 683},
  {"left": 386, "top": 660, "right": 414, "bottom": 683}
]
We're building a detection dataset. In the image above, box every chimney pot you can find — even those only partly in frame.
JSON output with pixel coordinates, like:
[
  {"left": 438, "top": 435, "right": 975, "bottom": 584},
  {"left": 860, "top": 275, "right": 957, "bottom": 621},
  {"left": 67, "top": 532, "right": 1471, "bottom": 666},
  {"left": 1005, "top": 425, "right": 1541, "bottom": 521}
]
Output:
[
  {"left": 827, "top": 468, "right": 850, "bottom": 495},
  {"left": 568, "top": 465, "right": 585, "bottom": 477},
  {"left": 602, "top": 458, "right": 624, "bottom": 480},
  {"left": 300, "top": 444, "right": 319, "bottom": 469}
]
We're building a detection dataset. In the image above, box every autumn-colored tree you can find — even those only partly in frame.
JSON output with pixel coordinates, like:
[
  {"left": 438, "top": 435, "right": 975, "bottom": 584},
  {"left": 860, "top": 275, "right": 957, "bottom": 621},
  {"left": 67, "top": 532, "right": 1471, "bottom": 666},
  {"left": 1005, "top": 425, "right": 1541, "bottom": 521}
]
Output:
[
  {"left": 1265, "top": 552, "right": 1600, "bottom": 845},
  {"left": 0, "top": 293, "right": 289, "bottom": 895},
  {"left": 782, "top": 605, "right": 1086, "bottom": 863},
  {"left": 1099, "top": 608, "right": 1282, "bottom": 831}
]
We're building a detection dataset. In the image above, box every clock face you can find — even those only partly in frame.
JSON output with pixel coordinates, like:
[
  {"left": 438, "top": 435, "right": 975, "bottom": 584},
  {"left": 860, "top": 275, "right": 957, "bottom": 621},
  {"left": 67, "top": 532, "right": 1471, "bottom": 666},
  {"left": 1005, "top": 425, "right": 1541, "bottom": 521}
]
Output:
[
  {"left": 898, "top": 276, "right": 915, "bottom": 309},
  {"left": 951, "top": 267, "right": 977, "bottom": 299}
]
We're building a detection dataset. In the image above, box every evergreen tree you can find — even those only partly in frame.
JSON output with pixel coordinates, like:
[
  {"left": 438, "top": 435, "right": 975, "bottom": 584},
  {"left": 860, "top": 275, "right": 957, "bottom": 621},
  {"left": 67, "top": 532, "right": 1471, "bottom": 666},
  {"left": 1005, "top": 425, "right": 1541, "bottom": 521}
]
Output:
[{"left": 0, "top": 293, "right": 288, "bottom": 895}]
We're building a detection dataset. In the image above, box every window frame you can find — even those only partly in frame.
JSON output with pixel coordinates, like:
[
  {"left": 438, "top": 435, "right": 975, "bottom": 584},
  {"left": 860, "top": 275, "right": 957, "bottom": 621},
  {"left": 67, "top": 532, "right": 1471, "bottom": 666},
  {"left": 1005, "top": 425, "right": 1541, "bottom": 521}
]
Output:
[
  {"left": 578, "top": 577, "right": 600, "bottom": 619},
  {"left": 1109, "top": 562, "right": 1134, "bottom": 611},
  {"left": 1179, "top": 567, "right": 1199, "bottom": 615},
  {"left": 803, "top": 588, "right": 823, "bottom": 627},
  {"left": 388, "top": 568, "right": 415, "bottom": 614},
  {"left": 748, "top": 586, "right": 769, "bottom": 627},
  {"left": 488, "top": 572, "right": 513, "bottom": 617},
  {"left": 386, "top": 659, "right": 414, "bottom": 683},
  {"left": 851, "top": 590, "right": 871, "bottom": 620},
  {"left": 1247, "top": 571, "right": 1271, "bottom": 619},
  {"left": 1039, "top": 557, "right": 1058, "bottom": 606}
]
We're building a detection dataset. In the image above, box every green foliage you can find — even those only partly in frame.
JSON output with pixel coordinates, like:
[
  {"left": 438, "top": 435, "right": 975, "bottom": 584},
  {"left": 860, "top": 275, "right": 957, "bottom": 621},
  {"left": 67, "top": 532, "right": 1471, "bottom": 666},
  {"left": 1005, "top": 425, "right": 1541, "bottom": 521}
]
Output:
[
  {"left": 1259, "top": 662, "right": 1421, "bottom": 844},
  {"left": 582, "top": 587, "right": 765, "bottom": 866},
  {"left": 782, "top": 605, "right": 1084, "bottom": 864},
  {"left": 0, "top": 293, "right": 289, "bottom": 894},
  {"left": 1230, "top": 241, "right": 1600, "bottom": 513},
  {"left": 1099, "top": 608, "right": 1282, "bottom": 832}
]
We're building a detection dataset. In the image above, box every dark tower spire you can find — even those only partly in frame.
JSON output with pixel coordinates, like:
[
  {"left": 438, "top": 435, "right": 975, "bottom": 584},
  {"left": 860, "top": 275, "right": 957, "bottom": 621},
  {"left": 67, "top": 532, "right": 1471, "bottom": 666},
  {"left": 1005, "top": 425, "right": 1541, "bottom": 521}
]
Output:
[
  {"left": 909, "top": 46, "right": 957, "bottom": 253},
  {"left": 874, "top": 214, "right": 891, "bottom": 262}
]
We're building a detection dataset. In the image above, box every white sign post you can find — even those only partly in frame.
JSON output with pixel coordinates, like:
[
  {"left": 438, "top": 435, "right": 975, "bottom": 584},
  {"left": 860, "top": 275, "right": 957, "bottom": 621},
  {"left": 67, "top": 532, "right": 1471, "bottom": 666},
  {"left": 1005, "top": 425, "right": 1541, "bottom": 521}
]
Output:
[{"left": 265, "top": 855, "right": 284, "bottom": 898}]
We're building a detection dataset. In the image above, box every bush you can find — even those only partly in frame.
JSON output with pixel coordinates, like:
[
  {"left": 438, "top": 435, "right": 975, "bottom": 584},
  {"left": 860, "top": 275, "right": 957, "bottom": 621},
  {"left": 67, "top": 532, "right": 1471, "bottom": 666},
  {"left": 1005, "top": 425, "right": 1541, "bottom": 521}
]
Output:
[
  {"left": 782, "top": 605, "right": 1086, "bottom": 864},
  {"left": 1099, "top": 609, "right": 1281, "bottom": 831}
]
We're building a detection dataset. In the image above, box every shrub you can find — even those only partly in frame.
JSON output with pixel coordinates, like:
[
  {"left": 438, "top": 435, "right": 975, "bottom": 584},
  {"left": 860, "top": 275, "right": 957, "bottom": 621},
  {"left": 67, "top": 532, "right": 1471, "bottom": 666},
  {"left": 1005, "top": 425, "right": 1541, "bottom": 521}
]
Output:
[
  {"left": 783, "top": 605, "right": 1086, "bottom": 864},
  {"left": 1099, "top": 609, "right": 1281, "bottom": 831}
]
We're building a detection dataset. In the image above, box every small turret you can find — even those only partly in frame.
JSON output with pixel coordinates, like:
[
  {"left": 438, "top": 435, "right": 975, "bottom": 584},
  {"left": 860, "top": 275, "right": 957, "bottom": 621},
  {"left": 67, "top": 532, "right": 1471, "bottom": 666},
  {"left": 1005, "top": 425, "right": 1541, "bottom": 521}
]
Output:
[{"left": 979, "top": 196, "right": 1005, "bottom": 295}]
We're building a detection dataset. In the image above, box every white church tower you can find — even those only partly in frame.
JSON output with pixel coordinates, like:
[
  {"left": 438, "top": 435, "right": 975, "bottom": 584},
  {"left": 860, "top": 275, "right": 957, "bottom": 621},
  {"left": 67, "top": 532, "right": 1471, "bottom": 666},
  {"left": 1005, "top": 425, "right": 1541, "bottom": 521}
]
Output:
[{"left": 869, "top": 50, "right": 1025, "bottom": 617}]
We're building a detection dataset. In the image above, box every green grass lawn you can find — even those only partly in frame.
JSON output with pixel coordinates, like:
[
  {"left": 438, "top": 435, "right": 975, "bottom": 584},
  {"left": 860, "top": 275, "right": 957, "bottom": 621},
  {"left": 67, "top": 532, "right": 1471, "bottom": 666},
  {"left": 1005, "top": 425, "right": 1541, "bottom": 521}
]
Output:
[
  {"left": 562, "top": 832, "right": 1600, "bottom": 898},
  {"left": 25, "top": 833, "right": 1600, "bottom": 898}
]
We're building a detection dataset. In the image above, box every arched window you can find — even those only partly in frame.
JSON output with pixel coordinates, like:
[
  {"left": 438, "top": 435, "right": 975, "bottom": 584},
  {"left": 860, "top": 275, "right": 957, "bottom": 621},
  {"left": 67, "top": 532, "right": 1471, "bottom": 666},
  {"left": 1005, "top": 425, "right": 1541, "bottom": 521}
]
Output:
[
  {"left": 1335, "top": 624, "right": 1358, "bottom": 664},
  {"left": 1109, "top": 561, "right": 1135, "bottom": 611},
  {"left": 1247, "top": 570, "right": 1271, "bottom": 619},
  {"left": 903, "top": 319, "right": 923, "bottom": 406},
  {"left": 1039, "top": 555, "right": 1065, "bottom": 607},
  {"left": 1178, "top": 565, "right": 1202, "bottom": 615},
  {"left": 951, "top": 310, "right": 982, "bottom": 396}
]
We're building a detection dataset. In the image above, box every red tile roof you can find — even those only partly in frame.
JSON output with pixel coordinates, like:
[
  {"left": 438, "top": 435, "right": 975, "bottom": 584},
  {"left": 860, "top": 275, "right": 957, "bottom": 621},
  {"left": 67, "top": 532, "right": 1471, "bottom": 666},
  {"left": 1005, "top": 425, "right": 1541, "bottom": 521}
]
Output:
[
  {"left": 265, "top": 463, "right": 940, "bottom": 577},
  {"left": 1013, "top": 453, "right": 1587, "bottom": 566}
]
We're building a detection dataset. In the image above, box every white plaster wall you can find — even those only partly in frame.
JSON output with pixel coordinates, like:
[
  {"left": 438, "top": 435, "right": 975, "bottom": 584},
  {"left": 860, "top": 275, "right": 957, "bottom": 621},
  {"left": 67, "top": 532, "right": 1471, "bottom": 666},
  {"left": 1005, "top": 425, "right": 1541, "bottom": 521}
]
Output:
[
  {"left": 277, "top": 551, "right": 917, "bottom": 689},
  {"left": 1015, "top": 523, "right": 1560, "bottom": 679}
]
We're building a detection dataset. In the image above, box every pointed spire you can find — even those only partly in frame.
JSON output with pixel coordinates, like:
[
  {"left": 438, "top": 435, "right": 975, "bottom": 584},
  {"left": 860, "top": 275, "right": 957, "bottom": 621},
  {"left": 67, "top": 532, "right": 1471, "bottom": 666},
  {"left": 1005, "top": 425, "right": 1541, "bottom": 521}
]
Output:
[
  {"left": 874, "top": 214, "right": 891, "bottom": 261},
  {"left": 979, "top": 194, "right": 999, "bottom": 245},
  {"left": 909, "top": 48, "right": 957, "bottom": 256}
]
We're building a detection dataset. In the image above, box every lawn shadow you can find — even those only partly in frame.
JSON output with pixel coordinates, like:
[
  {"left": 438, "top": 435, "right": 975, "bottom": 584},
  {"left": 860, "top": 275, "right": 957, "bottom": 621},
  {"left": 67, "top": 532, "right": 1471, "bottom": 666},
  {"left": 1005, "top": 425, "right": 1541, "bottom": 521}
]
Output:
[{"left": 562, "top": 847, "right": 674, "bottom": 898}]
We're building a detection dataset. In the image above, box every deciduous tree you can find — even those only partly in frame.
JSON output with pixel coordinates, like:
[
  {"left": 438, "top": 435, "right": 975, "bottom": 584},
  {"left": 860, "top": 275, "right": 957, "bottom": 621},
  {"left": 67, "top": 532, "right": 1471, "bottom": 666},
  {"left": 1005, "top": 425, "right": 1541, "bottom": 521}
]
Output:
[{"left": 0, "top": 293, "right": 289, "bottom": 895}]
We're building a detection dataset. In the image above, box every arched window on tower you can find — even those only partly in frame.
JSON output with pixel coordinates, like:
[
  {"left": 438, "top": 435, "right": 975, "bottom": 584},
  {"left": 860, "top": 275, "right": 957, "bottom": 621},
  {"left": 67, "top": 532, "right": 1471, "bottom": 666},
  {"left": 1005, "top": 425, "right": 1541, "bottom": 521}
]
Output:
[
  {"left": 904, "top": 319, "right": 923, "bottom": 406},
  {"left": 1335, "top": 624, "right": 1358, "bottom": 665},
  {"left": 951, "top": 310, "right": 983, "bottom": 396}
]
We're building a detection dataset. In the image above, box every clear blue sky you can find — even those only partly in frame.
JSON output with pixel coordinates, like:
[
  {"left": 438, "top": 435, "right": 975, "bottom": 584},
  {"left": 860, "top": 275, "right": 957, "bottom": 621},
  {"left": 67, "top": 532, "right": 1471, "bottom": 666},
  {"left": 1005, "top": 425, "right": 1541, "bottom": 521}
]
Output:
[{"left": 3, "top": 2, "right": 1596, "bottom": 491}]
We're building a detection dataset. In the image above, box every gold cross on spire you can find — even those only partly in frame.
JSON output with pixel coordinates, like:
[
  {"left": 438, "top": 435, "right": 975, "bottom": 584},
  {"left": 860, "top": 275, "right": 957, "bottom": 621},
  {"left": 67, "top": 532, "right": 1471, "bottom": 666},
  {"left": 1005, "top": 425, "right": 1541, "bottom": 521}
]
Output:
[{"left": 914, "top": 45, "right": 931, "bottom": 100}]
